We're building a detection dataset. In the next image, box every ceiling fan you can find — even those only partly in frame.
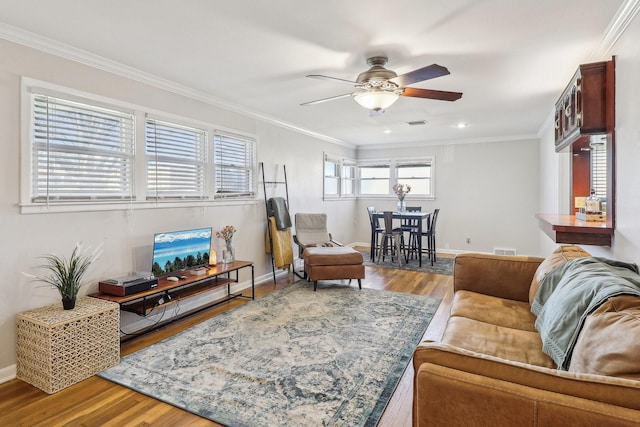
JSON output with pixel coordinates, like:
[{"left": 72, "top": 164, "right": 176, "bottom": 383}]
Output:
[{"left": 301, "top": 56, "right": 463, "bottom": 112}]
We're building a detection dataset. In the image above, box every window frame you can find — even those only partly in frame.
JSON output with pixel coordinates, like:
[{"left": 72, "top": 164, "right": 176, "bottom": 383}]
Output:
[
  {"left": 357, "top": 157, "right": 435, "bottom": 200},
  {"left": 145, "top": 116, "right": 208, "bottom": 201},
  {"left": 20, "top": 78, "right": 257, "bottom": 214},
  {"left": 322, "top": 153, "right": 357, "bottom": 200},
  {"left": 213, "top": 130, "right": 257, "bottom": 199},
  {"left": 357, "top": 162, "right": 391, "bottom": 197},
  {"left": 394, "top": 158, "right": 435, "bottom": 198}
]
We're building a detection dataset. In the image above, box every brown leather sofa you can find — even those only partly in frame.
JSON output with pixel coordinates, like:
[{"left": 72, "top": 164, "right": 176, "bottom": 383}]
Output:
[{"left": 413, "top": 246, "right": 640, "bottom": 426}]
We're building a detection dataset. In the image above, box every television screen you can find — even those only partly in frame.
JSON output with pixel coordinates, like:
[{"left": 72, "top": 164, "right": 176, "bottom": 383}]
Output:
[{"left": 151, "top": 227, "right": 212, "bottom": 276}]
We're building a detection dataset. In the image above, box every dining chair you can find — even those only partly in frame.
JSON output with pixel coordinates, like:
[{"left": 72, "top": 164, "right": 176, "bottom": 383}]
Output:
[
  {"left": 401, "top": 206, "right": 422, "bottom": 260},
  {"left": 377, "top": 211, "right": 405, "bottom": 268},
  {"left": 367, "top": 206, "right": 383, "bottom": 261},
  {"left": 421, "top": 208, "right": 440, "bottom": 265}
]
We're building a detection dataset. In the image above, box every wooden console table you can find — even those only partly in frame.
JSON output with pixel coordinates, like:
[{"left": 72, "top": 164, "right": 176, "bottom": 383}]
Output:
[{"left": 90, "top": 260, "right": 254, "bottom": 340}]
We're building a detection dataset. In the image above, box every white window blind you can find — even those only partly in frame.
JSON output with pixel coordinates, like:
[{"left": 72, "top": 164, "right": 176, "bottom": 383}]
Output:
[
  {"left": 591, "top": 142, "right": 607, "bottom": 201},
  {"left": 31, "top": 94, "right": 135, "bottom": 202},
  {"left": 214, "top": 131, "right": 256, "bottom": 197},
  {"left": 145, "top": 118, "right": 207, "bottom": 199}
]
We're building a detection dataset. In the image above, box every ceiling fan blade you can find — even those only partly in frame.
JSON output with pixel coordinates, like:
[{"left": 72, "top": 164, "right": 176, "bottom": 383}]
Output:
[
  {"left": 401, "top": 87, "right": 463, "bottom": 102},
  {"left": 390, "top": 64, "right": 450, "bottom": 87},
  {"left": 300, "top": 93, "right": 353, "bottom": 106},
  {"left": 306, "top": 74, "right": 359, "bottom": 85}
]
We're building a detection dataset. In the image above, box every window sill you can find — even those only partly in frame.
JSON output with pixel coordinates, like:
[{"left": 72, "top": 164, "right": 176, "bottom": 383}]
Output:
[{"left": 20, "top": 198, "right": 258, "bottom": 214}]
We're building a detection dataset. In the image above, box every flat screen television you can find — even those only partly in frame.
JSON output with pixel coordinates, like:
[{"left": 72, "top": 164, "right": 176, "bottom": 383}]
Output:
[{"left": 151, "top": 227, "right": 212, "bottom": 277}]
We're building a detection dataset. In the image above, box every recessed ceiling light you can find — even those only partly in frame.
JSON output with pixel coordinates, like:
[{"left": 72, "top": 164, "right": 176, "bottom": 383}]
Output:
[
  {"left": 383, "top": 129, "right": 392, "bottom": 134},
  {"left": 457, "top": 122, "right": 469, "bottom": 128}
]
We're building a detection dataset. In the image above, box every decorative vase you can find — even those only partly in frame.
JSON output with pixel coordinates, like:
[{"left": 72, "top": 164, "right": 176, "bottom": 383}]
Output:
[
  {"left": 222, "top": 240, "right": 235, "bottom": 264},
  {"left": 397, "top": 199, "right": 406, "bottom": 212},
  {"left": 62, "top": 297, "right": 76, "bottom": 310}
]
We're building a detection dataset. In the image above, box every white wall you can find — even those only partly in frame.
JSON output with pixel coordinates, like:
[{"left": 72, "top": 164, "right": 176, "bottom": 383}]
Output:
[
  {"left": 0, "top": 38, "right": 357, "bottom": 373},
  {"left": 355, "top": 138, "right": 541, "bottom": 256},
  {"left": 537, "top": 11, "right": 640, "bottom": 263}
]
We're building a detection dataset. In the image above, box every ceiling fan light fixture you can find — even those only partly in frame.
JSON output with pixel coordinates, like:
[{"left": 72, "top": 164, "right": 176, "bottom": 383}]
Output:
[{"left": 354, "top": 90, "right": 399, "bottom": 111}]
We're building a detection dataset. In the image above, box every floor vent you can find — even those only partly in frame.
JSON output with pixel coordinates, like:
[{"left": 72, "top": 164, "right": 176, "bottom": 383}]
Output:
[{"left": 494, "top": 248, "right": 517, "bottom": 256}]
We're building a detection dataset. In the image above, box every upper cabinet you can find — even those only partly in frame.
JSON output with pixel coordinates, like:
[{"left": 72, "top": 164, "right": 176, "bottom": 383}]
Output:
[
  {"left": 539, "top": 58, "right": 615, "bottom": 247},
  {"left": 554, "top": 61, "right": 609, "bottom": 152}
]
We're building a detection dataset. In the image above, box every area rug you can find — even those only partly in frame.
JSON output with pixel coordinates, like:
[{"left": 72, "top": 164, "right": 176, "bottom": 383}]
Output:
[
  {"left": 362, "top": 251, "right": 454, "bottom": 275},
  {"left": 99, "top": 282, "right": 440, "bottom": 427}
]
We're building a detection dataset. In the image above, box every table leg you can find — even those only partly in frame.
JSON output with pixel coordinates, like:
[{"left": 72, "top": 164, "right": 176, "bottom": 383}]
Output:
[
  {"left": 418, "top": 219, "right": 423, "bottom": 267},
  {"left": 370, "top": 227, "right": 376, "bottom": 261}
]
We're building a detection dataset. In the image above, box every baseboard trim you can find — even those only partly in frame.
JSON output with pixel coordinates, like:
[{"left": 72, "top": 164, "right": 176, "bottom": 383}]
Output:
[{"left": 0, "top": 364, "right": 17, "bottom": 385}]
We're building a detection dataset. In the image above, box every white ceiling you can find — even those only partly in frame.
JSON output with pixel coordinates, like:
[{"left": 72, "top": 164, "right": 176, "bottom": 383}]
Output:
[{"left": 0, "top": 0, "right": 626, "bottom": 147}]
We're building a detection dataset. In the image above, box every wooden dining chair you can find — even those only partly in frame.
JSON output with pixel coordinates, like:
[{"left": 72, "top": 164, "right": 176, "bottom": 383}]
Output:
[
  {"left": 377, "top": 211, "right": 405, "bottom": 268},
  {"left": 401, "top": 206, "right": 422, "bottom": 260}
]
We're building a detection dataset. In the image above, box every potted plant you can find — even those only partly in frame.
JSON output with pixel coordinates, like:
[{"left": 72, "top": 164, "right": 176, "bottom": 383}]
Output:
[{"left": 25, "top": 243, "right": 102, "bottom": 310}]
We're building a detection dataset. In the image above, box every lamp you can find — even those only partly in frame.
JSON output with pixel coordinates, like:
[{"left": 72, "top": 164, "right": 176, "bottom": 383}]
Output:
[{"left": 354, "top": 89, "right": 400, "bottom": 111}]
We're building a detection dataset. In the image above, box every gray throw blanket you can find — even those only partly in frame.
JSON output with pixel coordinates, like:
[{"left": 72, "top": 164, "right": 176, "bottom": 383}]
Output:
[
  {"left": 531, "top": 257, "right": 640, "bottom": 370},
  {"left": 267, "top": 197, "right": 292, "bottom": 230}
]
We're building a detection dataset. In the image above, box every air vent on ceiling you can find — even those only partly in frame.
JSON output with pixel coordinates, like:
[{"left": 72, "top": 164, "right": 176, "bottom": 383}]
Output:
[{"left": 406, "top": 120, "right": 427, "bottom": 126}]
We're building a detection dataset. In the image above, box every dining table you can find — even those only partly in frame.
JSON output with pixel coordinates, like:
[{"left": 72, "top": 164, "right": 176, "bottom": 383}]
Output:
[{"left": 371, "top": 210, "right": 431, "bottom": 267}]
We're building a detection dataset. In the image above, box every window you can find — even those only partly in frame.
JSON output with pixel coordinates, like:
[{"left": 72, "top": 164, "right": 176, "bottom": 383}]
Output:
[
  {"left": 145, "top": 118, "right": 207, "bottom": 200},
  {"left": 31, "top": 94, "right": 135, "bottom": 202},
  {"left": 341, "top": 162, "right": 356, "bottom": 197},
  {"left": 323, "top": 154, "right": 357, "bottom": 199},
  {"left": 396, "top": 160, "right": 433, "bottom": 197},
  {"left": 591, "top": 141, "right": 607, "bottom": 202},
  {"left": 23, "top": 80, "right": 258, "bottom": 212},
  {"left": 213, "top": 131, "right": 256, "bottom": 198},
  {"left": 359, "top": 163, "right": 390, "bottom": 195},
  {"left": 324, "top": 156, "right": 340, "bottom": 197}
]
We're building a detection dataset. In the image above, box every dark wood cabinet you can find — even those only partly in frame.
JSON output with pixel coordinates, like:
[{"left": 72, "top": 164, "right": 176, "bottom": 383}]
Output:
[
  {"left": 540, "top": 58, "right": 615, "bottom": 247},
  {"left": 554, "top": 61, "right": 608, "bottom": 152}
]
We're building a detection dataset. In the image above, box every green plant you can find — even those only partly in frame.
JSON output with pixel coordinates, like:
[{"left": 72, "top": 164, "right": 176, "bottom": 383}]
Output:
[{"left": 26, "top": 244, "right": 102, "bottom": 300}]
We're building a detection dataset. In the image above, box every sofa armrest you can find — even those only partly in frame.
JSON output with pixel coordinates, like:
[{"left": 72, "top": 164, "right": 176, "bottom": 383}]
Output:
[
  {"left": 414, "top": 362, "right": 640, "bottom": 427},
  {"left": 413, "top": 341, "right": 640, "bottom": 414},
  {"left": 453, "top": 253, "right": 544, "bottom": 302}
]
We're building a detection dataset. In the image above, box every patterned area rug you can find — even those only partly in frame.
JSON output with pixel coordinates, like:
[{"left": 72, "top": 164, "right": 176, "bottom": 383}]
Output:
[
  {"left": 99, "top": 282, "right": 440, "bottom": 427},
  {"left": 362, "top": 250, "right": 454, "bottom": 275}
]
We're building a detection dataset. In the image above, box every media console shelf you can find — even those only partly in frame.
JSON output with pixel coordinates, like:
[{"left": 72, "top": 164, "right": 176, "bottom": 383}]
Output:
[{"left": 90, "top": 260, "right": 254, "bottom": 340}]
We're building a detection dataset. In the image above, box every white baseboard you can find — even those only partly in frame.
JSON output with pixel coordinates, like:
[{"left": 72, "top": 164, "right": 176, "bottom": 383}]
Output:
[{"left": 0, "top": 364, "right": 17, "bottom": 385}]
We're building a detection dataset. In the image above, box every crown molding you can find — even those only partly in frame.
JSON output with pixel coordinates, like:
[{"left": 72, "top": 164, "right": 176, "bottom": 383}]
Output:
[
  {"left": 356, "top": 133, "right": 539, "bottom": 152},
  {"left": 0, "top": 22, "right": 348, "bottom": 148},
  {"left": 588, "top": 0, "right": 640, "bottom": 60}
]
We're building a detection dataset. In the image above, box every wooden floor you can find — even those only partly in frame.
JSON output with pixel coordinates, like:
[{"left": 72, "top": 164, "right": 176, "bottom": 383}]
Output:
[{"left": 0, "top": 254, "right": 454, "bottom": 427}]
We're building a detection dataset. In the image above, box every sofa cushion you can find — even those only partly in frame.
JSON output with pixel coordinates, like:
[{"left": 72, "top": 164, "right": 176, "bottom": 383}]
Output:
[
  {"left": 569, "top": 295, "right": 640, "bottom": 379},
  {"left": 450, "top": 290, "right": 537, "bottom": 331},
  {"left": 529, "top": 245, "right": 591, "bottom": 305},
  {"left": 441, "top": 316, "right": 556, "bottom": 368}
]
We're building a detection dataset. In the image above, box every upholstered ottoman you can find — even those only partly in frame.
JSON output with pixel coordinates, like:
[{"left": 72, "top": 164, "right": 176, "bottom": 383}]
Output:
[{"left": 303, "top": 246, "right": 365, "bottom": 291}]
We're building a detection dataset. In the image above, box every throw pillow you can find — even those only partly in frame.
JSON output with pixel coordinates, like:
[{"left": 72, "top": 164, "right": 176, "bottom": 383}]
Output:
[{"left": 569, "top": 295, "right": 640, "bottom": 379}]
